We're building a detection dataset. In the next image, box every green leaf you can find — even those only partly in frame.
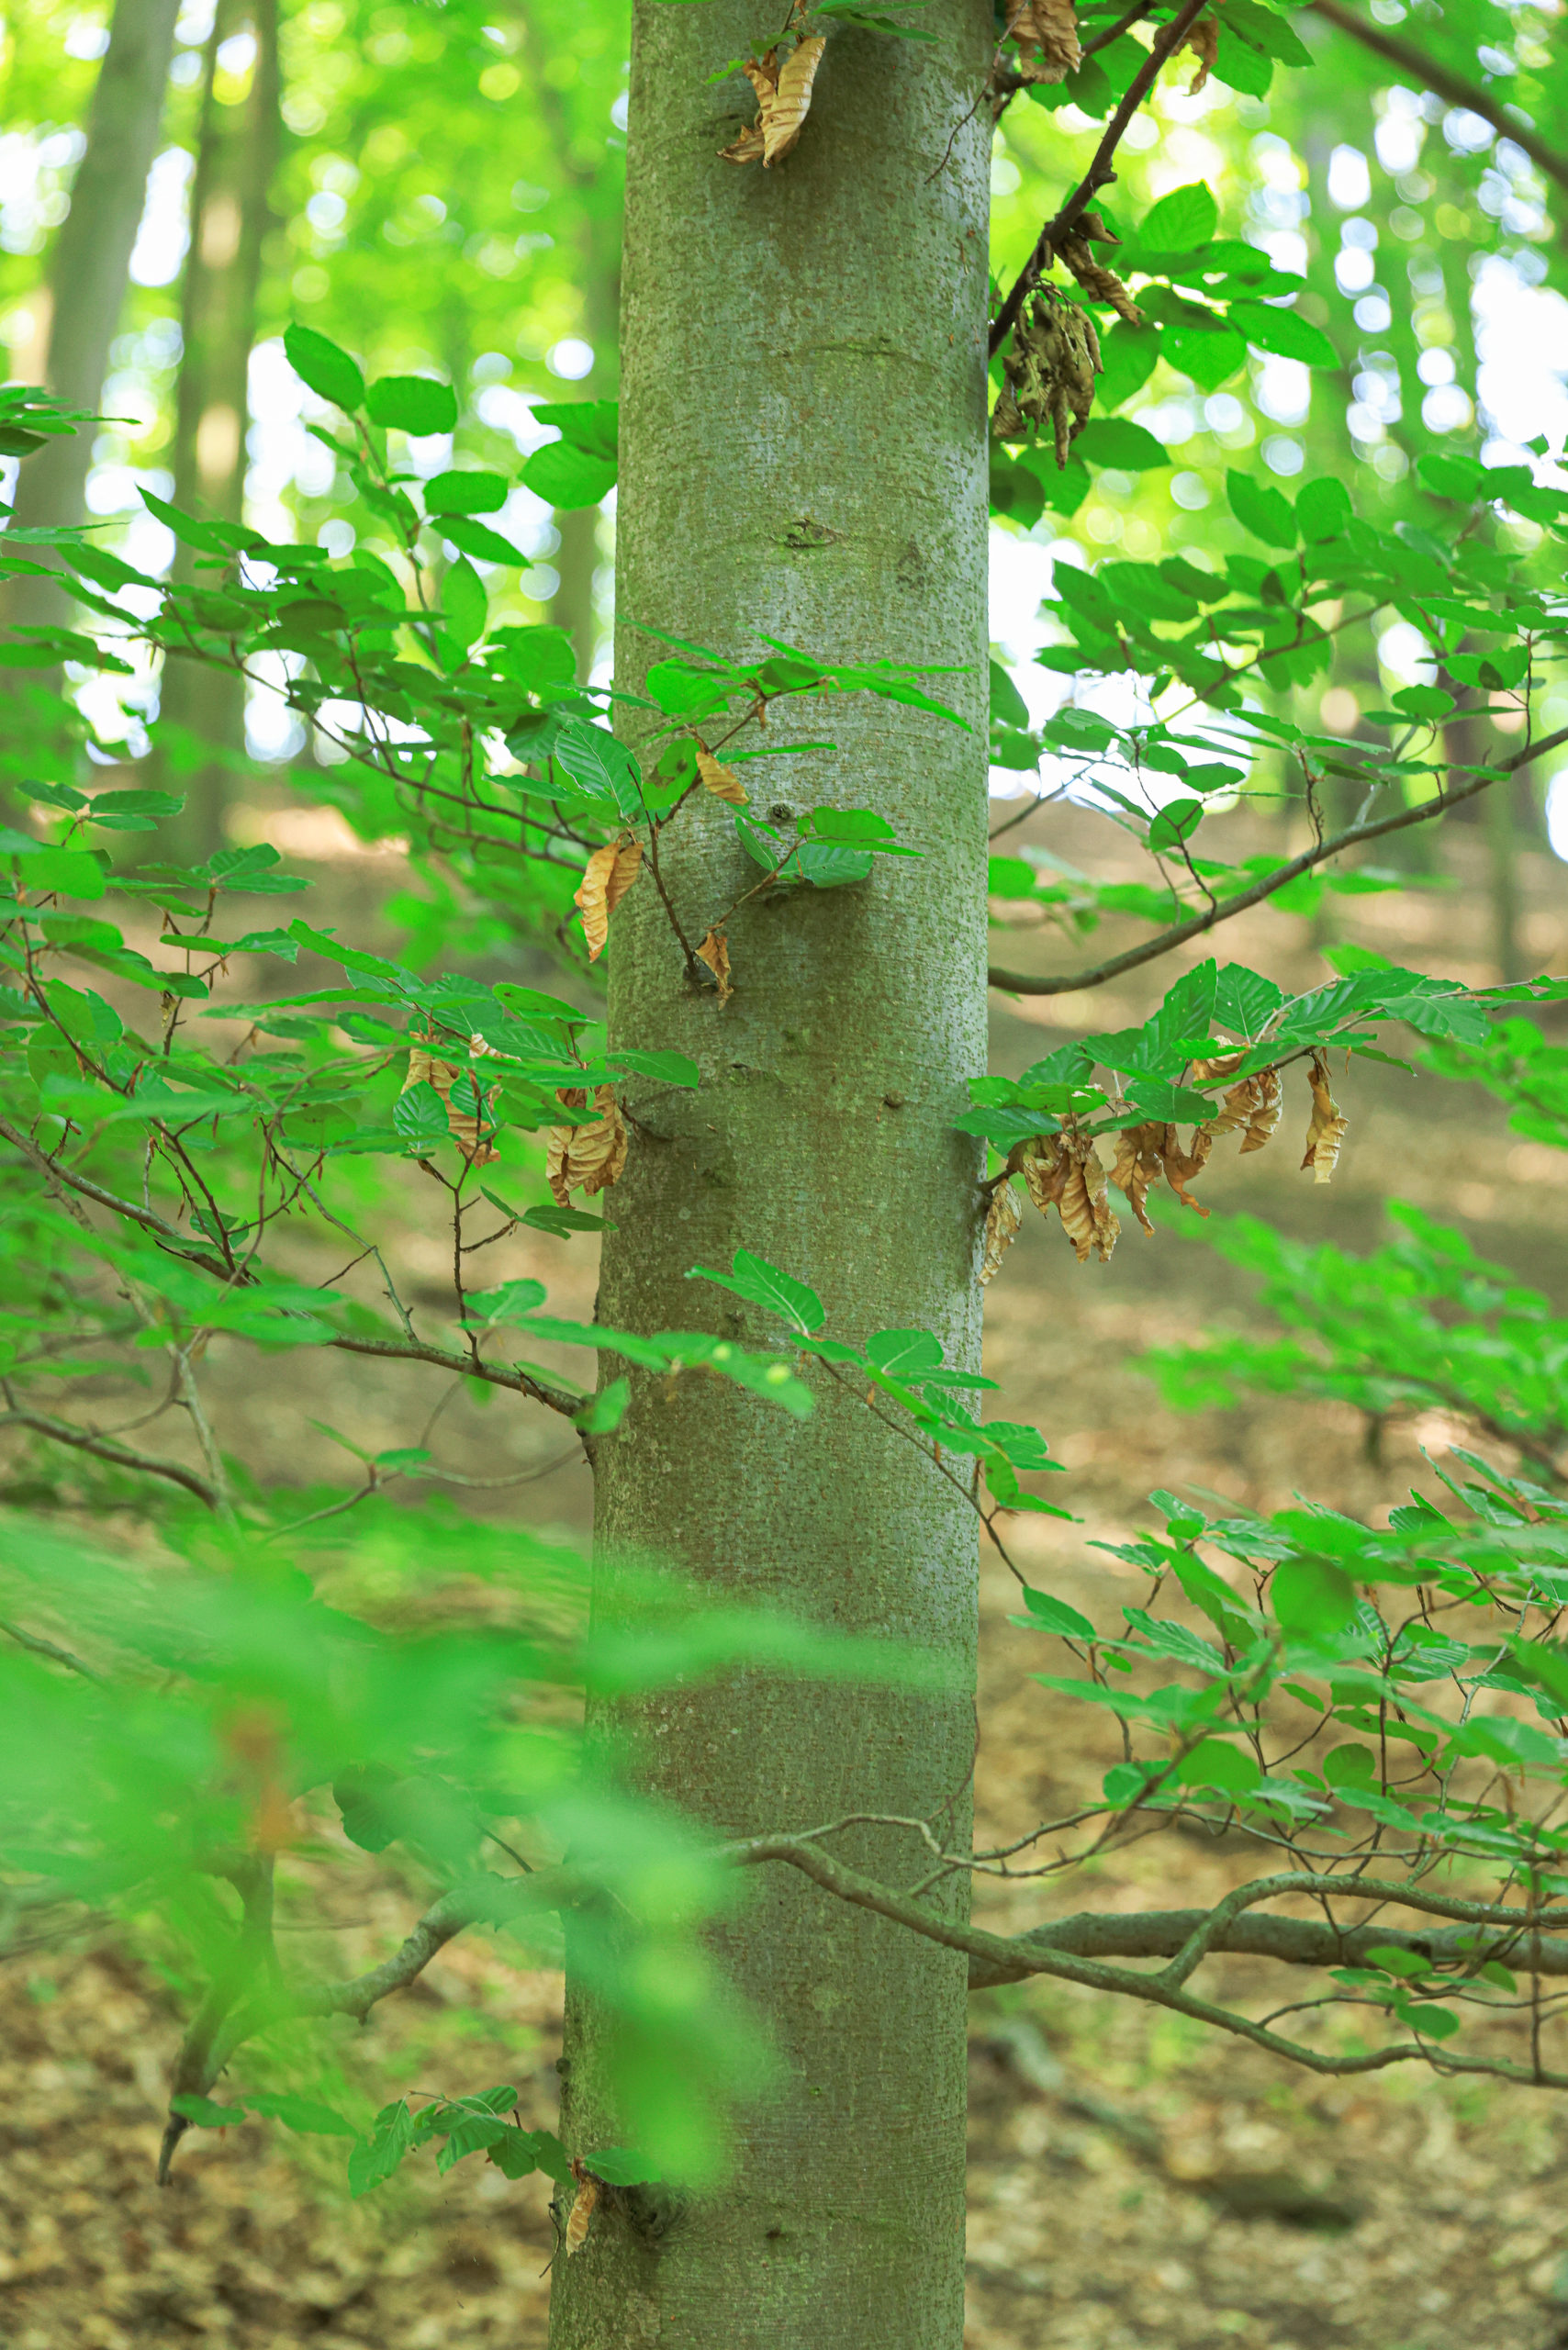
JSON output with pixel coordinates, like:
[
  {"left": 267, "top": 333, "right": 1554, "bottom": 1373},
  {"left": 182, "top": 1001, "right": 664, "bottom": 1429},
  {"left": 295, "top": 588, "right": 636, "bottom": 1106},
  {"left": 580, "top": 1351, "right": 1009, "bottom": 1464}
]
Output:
[
  {"left": 521, "top": 1203, "right": 616, "bottom": 1238},
  {"left": 1271, "top": 1556, "right": 1357, "bottom": 1635},
  {"left": 552, "top": 721, "right": 644, "bottom": 819},
  {"left": 609, "top": 1047, "right": 700, "bottom": 1090},
  {"left": 1296, "top": 476, "right": 1353, "bottom": 543},
  {"left": 1094, "top": 320, "right": 1160, "bottom": 410},
  {"left": 242, "top": 2091, "right": 355, "bottom": 2138},
  {"left": 989, "top": 453, "right": 1045, "bottom": 527},
  {"left": 490, "top": 625, "right": 577, "bottom": 693},
  {"left": 284, "top": 323, "right": 365, "bottom": 413},
  {"left": 1226, "top": 469, "right": 1296, "bottom": 548},
  {"left": 801, "top": 806, "right": 907, "bottom": 848},
  {"left": 1417, "top": 451, "right": 1484, "bottom": 503},
  {"left": 424, "top": 470, "right": 510, "bottom": 517},
  {"left": 576, "top": 1377, "right": 631, "bottom": 1433},
  {"left": 439, "top": 516, "right": 523, "bottom": 565},
  {"left": 1392, "top": 685, "right": 1454, "bottom": 722},
  {"left": 531, "top": 397, "right": 619, "bottom": 464},
  {"left": 989, "top": 659, "right": 1030, "bottom": 731},
  {"left": 468, "top": 1279, "right": 549, "bottom": 1324},
  {"left": 1228, "top": 299, "right": 1338, "bottom": 370},
  {"left": 171, "top": 2094, "right": 241, "bottom": 2128},
  {"left": 17, "top": 846, "right": 106, "bottom": 899},
  {"left": 686, "top": 1248, "right": 825, "bottom": 1335},
  {"left": 521, "top": 442, "right": 618, "bottom": 509},
  {"left": 1147, "top": 797, "right": 1204, "bottom": 854},
  {"left": 1072, "top": 418, "right": 1170, "bottom": 472},
  {"left": 442, "top": 557, "right": 487, "bottom": 651},
  {"left": 364, "top": 375, "right": 458, "bottom": 435},
  {"left": 867, "top": 1326, "right": 944, "bottom": 1378},
  {"left": 1013, "top": 1588, "right": 1096, "bottom": 1639},
  {"left": 348, "top": 2101, "right": 418, "bottom": 2198},
  {"left": 392, "top": 1080, "right": 451, "bottom": 1148},
  {"left": 1176, "top": 1738, "right": 1261, "bottom": 1795},
  {"left": 1137, "top": 182, "right": 1218, "bottom": 253}
]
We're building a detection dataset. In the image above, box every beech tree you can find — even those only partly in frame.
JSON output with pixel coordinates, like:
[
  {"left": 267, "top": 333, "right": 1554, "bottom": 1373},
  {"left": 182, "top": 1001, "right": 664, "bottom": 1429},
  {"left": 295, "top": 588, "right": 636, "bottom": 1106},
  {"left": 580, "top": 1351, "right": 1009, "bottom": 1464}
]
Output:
[{"left": 3, "top": 2, "right": 1568, "bottom": 2346}]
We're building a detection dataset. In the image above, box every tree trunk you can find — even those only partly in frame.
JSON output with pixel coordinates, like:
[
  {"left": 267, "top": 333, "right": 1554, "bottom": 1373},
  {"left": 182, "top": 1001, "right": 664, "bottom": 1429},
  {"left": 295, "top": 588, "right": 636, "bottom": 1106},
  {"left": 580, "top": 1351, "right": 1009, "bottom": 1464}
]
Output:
[
  {"left": 552, "top": 503, "right": 601, "bottom": 681},
  {"left": 1484, "top": 770, "right": 1524, "bottom": 983},
  {"left": 549, "top": 8, "right": 991, "bottom": 2346},
  {"left": 157, "top": 0, "right": 280, "bottom": 860},
  {"left": 7, "top": 0, "right": 181, "bottom": 547}
]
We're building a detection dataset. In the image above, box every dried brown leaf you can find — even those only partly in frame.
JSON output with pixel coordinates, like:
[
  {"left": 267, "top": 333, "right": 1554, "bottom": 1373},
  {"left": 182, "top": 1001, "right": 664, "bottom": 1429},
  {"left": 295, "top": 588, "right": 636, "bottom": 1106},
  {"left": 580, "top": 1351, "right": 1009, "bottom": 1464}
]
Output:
[
  {"left": 1182, "top": 10, "right": 1219, "bottom": 92},
  {"left": 574, "top": 834, "right": 644, "bottom": 963},
  {"left": 1058, "top": 233, "right": 1148, "bottom": 329},
  {"left": 980, "top": 1179, "right": 1024, "bottom": 1285},
  {"left": 1003, "top": 0, "right": 1081, "bottom": 80},
  {"left": 766, "top": 33, "right": 825, "bottom": 162},
  {"left": 546, "top": 1085, "right": 628, "bottom": 1206},
  {"left": 1058, "top": 1136, "right": 1120, "bottom": 1264},
  {"left": 402, "top": 1043, "right": 499, "bottom": 1165},
  {"left": 1014, "top": 1131, "right": 1069, "bottom": 1216},
  {"left": 1212, "top": 1066, "right": 1282, "bottom": 1156},
  {"left": 1160, "top": 1124, "right": 1213, "bottom": 1214},
  {"left": 696, "top": 926, "right": 733, "bottom": 1005},
  {"left": 1110, "top": 1122, "right": 1168, "bottom": 1237},
  {"left": 1301, "top": 1052, "right": 1349, "bottom": 1184},
  {"left": 1014, "top": 1132, "right": 1117, "bottom": 1262},
  {"left": 695, "top": 745, "right": 747, "bottom": 805},
  {"left": 565, "top": 2172, "right": 599, "bottom": 2257},
  {"left": 718, "top": 35, "right": 825, "bottom": 167}
]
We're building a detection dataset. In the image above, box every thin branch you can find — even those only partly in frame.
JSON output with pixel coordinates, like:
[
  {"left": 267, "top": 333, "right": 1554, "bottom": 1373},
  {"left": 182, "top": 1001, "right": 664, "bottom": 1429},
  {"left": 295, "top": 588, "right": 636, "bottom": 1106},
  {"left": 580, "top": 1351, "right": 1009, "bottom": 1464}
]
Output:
[
  {"left": 0, "top": 1617, "right": 103, "bottom": 1681},
  {"left": 730, "top": 1841, "right": 1568, "bottom": 2086},
  {"left": 327, "top": 1332, "right": 582, "bottom": 1422},
  {"left": 159, "top": 1858, "right": 276, "bottom": 2182},
  {"left": 988, "top": 722, "right": 1568, "bottom": 995},
  {"left": 989, "top": 0, "right": 1212, "bottom": 358},
  {"left": 1305, "top": 0, "right": 1568, "bottom": 201},
  {"left": 0, "top": 1405, "right": 218, "bottom": 1508}
]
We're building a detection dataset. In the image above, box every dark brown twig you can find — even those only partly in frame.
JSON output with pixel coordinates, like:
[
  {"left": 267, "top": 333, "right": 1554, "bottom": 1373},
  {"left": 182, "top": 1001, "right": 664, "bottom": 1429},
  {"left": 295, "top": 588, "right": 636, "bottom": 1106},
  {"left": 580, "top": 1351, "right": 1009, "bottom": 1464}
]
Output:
[{"left": 989, "top": 0, "right": 1211, "bottom": 357}]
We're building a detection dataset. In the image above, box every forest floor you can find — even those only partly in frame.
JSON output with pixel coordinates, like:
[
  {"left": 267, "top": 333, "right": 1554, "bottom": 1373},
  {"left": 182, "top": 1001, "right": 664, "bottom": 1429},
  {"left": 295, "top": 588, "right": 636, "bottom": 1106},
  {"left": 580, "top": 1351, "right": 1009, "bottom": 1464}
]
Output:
[{"left": 4, "top": 795, "right": 1568, "bottom": 2349}]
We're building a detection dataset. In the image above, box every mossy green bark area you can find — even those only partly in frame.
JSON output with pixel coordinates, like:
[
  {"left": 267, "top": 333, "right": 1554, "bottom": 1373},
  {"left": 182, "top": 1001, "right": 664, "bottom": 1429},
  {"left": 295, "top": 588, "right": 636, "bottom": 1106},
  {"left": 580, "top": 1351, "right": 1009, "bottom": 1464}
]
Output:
[{"left": 549, "top": 6, "right": 992, "bottom": 2345}]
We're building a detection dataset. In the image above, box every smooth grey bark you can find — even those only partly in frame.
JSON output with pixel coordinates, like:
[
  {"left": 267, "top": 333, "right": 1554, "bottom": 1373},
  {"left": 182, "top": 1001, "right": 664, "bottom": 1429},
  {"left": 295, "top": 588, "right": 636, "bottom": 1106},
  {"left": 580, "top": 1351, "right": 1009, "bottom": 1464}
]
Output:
[
  {"left": 8, "top": 0, "right": 181, "bottom": 543},
  {"left": 156, "top": 0, "right": 281, "bottom": 858},
  {"left": 549, "top": 8, "right": 991, "bottom": 2347}
]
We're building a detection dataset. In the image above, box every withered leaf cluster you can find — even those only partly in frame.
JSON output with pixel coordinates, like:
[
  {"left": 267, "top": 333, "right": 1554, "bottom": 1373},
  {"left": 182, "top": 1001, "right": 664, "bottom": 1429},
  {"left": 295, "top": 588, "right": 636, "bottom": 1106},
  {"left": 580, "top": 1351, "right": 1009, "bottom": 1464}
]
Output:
[
  {"left": 991, "top": 285, "right": 1102, "bottom": 469},
  {"left": 980, "top": 1059, "right": 1344, "bottom": 1281},
  {"left": 547, "top": 1085, "right": 628, "bottom": 1206},
  {"left": 574, "top": 834, "right": 644, "bottom": 964},
  {"left": 1052, "top": 213, "right": 1147, "bottom": 329},
  {"left": 402, "top": 1042, "right": 499, "bottom": 1165},
  {"left": 1002, "top": 0, "right": 1081, "bottom": 82},
  {"left": 1182, "top": 9, "right": 1219, "bottom": 93},
  {"left": 719, "top": 34, "right": 826, "bottom": 167}
]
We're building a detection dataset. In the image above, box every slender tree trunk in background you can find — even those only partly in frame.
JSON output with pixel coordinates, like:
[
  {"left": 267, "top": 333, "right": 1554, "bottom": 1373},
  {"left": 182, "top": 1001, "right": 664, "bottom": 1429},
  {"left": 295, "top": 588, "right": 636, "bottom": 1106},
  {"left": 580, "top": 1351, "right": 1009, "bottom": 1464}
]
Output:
[
  {"left": 552, "top": 504, "right": 600, "bottom": 680},
  {"left": 157, "top": 0, "right": 280, "bottom": 860},
  {"left": 515, "top": 15, "right": 622, "bottom": 684},
  {"left": 1485, "top": 770, "right": 1525, "bottom": 982},
  {"left": 549, "top": 8, "right": 990, "bottom": 2346},
  {"left": 6, "top": 0, "right": 181, "bottom": 553}
]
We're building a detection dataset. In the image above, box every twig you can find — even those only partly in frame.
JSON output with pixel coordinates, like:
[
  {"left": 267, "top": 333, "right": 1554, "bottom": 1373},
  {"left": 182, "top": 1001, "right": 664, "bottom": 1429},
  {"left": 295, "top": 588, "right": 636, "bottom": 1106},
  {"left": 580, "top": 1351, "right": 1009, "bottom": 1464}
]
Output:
[
  {"left": 1306, "top": 0, "right": 1568, "bottom": 202},
  {"left": 989, "top": 0, "right": 1212, "bottom": 358},
  {"left": 0, "top": 1405, "right": 218, "bottom": 1509},
  {"left": 987, "top": 721, "right": 1568, "bottom": 994}
]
